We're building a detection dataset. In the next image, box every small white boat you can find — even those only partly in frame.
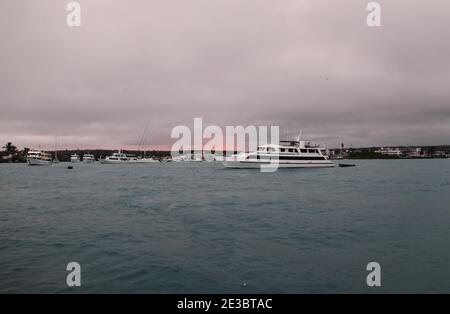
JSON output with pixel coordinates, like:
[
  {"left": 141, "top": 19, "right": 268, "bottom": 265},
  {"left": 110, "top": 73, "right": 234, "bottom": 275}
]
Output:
[
  {"left": 171, "top": 154, "right": 192, "bottom": 162},
  {"left": 27, "top": 150, "right": 52, "bottom": 166},
  {"left": 137, "top": 157, "right": 159, "bottom": 163},
  {"left": 70, "top": 154, "right": 80, "bottom": 163},
  {"left": 213, "top": 155, "right": 225, "bottom": 162},
  {"left": 223, "top": 139, "right": 335, "bottom": 169},
  {"left": 82, "top": 154, "right": 95, "bottom": 163},
  {"left": 203, "top": 154, "right": 217, "bottom": 162},
  {"left": 101, "top": 151, "right": 138, "bottom": 164}
]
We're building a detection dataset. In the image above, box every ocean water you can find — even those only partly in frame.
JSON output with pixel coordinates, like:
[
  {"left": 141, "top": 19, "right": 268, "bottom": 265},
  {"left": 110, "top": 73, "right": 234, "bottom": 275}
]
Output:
[{"left": 1, "top": 160, "right": 450, "bottom": 293}]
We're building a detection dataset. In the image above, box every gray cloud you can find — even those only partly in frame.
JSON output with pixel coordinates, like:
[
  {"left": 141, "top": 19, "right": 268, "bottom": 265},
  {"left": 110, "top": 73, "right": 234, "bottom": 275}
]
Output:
[{"left": 1, "top": 0, "right": 450, "bottom": 149}]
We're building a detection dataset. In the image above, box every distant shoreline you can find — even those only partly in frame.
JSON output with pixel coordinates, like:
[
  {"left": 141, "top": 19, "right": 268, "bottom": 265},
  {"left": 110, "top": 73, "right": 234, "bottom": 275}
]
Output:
[{"left": 2, "top": 143, "right": 450, "bottom": 163}]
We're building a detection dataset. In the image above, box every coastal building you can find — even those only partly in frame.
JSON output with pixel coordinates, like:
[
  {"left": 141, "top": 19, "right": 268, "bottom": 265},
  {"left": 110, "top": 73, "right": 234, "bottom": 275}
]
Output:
[
  {"left": 432, "top": 151, "right": 448, "bottom": 158},
  {"left": 405, "top": 147, "right": 448, "bottom": 158},
  {"left": 375, "top": 147, "right": 402, "bottom": 156},
  {"left": 328, "top": 149, "right": 349, "bottom": 159}
]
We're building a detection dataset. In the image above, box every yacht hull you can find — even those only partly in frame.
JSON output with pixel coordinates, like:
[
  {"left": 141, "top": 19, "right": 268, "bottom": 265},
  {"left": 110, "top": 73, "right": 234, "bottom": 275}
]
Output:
[
  {"left": 27, "top": 158, "right": 52, "bottom": 166},
  {"left": 223, "top": 160, "right": 335, "bottom": 169}
]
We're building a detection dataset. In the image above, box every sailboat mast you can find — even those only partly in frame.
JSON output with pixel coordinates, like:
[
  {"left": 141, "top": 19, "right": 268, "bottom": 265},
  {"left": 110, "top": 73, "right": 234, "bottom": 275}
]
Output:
[{"left": 54, "top": 136, "right": 59, "bottom": 161}]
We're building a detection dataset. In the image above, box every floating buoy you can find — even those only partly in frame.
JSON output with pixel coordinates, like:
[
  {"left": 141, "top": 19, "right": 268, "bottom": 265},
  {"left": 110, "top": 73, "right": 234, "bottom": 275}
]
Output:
[
  {"left": 68, "top": 166, "right": 74, "bottom": 169},
  {"left": 339, "top": 163, "right": 355, "bottom": 167}
]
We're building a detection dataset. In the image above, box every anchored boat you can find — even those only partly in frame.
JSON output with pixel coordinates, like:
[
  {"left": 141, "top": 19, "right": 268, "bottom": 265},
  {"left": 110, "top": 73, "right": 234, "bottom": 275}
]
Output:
[
  {"left": 70, "top": 154, "right": 80, "bottom": 163},
  {"left": 26, "top": 150, "right": 52, "bottom": 166},
  {"left": 82, "top": 153, "right": 96, "bottom": 163},
  {"left": 223, "top": 139, "right": 334, "bottom": 169},
  {"left": 100, "top": 151, "right": 138, "bottom": 164}
]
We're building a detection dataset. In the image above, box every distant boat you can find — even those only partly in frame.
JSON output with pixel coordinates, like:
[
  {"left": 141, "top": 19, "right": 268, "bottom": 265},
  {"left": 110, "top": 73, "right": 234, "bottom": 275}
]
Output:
[
  {"left": 171, "top": 154, "right": 192, "bottom": 162},
  {"left": 70, "top": 154, "right": 80, "bottom": 163},
  {"left": 27, "top": 150, "right": 52, "bottom": 166},
  {"left": 101, "top": 151, "right": 138, "bottom": 164},
  {"left": 82, "top": 154, "right": 95, "bottom": 163},
  {"left": 213, "top": 155, "right": 225, "bottom": 162},
  {"left": 137, "top": 157, "right": 159, "bottom": 163},
  {"left": 203, "top": 154, "right": 216, "bottom": 162},
  {"left": 170, "top": 153, "right": 203, "bottom": 162},
  {"left": 193, "top": 153, "right": 203, "bottom": 162}
]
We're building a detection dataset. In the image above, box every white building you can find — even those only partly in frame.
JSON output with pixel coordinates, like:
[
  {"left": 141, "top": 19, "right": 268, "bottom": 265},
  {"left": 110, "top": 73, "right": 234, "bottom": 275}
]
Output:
[{"left": 375, "top": 147, "right": 402, "bottom": 156}]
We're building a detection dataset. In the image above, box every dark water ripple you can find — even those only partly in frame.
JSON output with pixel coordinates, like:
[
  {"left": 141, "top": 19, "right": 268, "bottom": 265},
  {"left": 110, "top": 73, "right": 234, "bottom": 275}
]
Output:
[{"left": 1, "top": 160, "right": 450, "bottom": 293}]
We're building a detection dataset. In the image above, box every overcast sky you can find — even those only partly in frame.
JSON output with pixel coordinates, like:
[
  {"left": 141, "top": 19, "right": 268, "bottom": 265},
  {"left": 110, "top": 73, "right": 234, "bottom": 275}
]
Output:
[{"left": 1, "top": 0, "right": 450, "bottom": 150}]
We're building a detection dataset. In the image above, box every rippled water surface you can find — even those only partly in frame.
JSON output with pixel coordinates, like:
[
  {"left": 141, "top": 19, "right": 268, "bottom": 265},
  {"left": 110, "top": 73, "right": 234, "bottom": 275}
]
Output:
[{"left": 1, "top": 160, "right": 450, "bottom": 293}]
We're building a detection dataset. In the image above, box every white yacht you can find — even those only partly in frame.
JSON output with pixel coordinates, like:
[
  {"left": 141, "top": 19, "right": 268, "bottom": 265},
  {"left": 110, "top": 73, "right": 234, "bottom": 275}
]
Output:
[
  {"left": 100, "top": 151, "right": 138, "bottom": 164},
  {"left": 70, "top": 154, "right": 80, "bottom": 163},
  {"left": 203, "top": 154, "right": 217, "bottom": 162},
  {"left": 26, "top": 150, "right": 52, "bottom": 166},
  {"left": 82, "top": 154, "right": 95, "bottom": 163},
  {"left": 170, "top": 153, "right": 204, "bottom": 162},
  {"left": 137, "top": 157, "right": 159, "bottom": 163},
  {"left": 171, "top": 154, "right": 192, "bottom": 162},
  {"left": 223, "top": 139, "right": 335, "bottom": 169},
  {"left": 193, "top": 153, "right": 203, "bottom": 162}
]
